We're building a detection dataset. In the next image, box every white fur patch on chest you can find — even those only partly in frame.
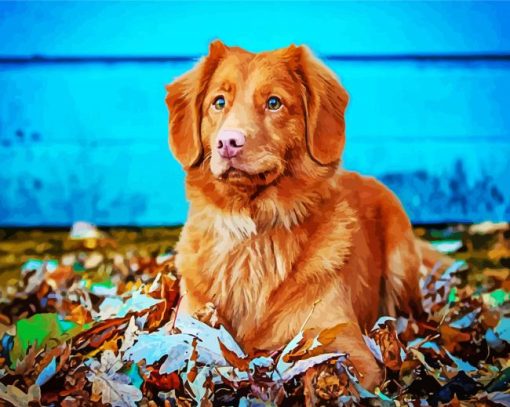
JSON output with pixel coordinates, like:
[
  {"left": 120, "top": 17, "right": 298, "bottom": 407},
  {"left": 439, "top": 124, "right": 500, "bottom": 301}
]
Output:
[{"left": 213, "top": 210, "right": 257, "bottom": 242}]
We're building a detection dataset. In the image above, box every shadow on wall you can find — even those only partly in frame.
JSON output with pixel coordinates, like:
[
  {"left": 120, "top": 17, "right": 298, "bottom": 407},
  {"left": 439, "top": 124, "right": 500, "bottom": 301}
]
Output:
[{"left": 381, "top": 161, "right": 510, "bottom": 223}]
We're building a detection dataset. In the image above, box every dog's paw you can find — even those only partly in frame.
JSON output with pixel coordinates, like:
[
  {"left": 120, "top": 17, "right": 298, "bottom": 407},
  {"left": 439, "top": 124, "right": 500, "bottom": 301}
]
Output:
[
  {"left": 192, "top": 302, "right": 219, "bottom": 327},
  {"left": 303, "top": 363, "right": 350, "bottom": 406}
]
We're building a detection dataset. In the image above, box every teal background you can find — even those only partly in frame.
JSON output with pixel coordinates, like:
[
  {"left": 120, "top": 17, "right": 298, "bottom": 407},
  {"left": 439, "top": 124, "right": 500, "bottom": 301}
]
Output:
[{"left": 1, "top": 1, "right": 509, "bottom": 225}]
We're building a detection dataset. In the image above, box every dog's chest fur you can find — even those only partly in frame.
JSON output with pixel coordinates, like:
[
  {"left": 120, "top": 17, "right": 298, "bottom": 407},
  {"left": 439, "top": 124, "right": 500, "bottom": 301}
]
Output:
[
  {"left": 176, "top": 209, "right": 307, "bottom": 335},
  {"left": 206, "top": 214, "right": 306, "bottom": 334}
]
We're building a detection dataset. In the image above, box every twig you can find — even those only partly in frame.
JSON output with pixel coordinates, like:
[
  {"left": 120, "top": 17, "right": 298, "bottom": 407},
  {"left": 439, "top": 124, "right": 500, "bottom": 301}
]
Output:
[
  {"left": 299, "top": 299, "right": 321, "bottom": 332},
  {"left": 407, "top": 333, "right": 441, "bottom": 351},
  {"left": 171, "top": 290, "right": 187, "bottom": 331}
]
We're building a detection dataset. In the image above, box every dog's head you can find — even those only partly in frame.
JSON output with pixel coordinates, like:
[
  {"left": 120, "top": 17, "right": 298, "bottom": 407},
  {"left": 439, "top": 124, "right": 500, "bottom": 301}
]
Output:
[{"left": 166, "top": 41, "right": 348, "bottom": 192}]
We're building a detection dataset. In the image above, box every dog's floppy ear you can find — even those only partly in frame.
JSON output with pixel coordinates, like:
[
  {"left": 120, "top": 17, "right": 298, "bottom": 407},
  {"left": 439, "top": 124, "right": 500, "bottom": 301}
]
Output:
[
  {"left": 290, "top": 45, "right": 349, "bottom": 165},
  {"left": 165, "top": 40, "right": 227, "bottom": 167}
]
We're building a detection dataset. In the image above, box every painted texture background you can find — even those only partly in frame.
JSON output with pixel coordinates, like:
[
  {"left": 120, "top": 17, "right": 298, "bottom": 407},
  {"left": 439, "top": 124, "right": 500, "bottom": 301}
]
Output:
[{"left": 0, "top": 1, "right": 509, "bottom": 226}]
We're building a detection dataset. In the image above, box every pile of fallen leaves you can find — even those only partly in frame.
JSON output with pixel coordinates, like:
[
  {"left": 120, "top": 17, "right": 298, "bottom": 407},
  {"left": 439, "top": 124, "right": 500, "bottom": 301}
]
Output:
[{"left": 0, "top": 221, "right": 509, "bottom": 406}]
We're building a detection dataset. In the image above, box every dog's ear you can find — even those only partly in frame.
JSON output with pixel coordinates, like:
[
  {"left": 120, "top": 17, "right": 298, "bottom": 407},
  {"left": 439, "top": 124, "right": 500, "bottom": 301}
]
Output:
[
  {"left": 165, "top": 40, "right": 227, "bottom": 167},
  {"left": 289, "top": 45, "right": 349, "bottom": 165}
]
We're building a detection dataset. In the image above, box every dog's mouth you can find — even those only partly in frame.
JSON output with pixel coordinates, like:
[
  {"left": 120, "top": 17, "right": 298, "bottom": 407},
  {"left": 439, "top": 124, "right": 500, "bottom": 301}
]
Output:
[{"left": 218, "top": 166, "right": 281, "bottom": 187}]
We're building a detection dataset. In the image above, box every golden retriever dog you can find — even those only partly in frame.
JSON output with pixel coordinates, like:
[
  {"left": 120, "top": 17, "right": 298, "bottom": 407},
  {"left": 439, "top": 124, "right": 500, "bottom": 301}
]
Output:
[{"left": 165, "top": 40, "right": 423, "bottom": 389}]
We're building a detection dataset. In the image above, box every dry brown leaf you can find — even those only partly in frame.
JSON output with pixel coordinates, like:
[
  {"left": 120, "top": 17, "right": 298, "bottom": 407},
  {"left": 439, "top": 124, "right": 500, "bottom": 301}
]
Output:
[{"left": 439, "top": 325, "right": 472, "bottom": 353}]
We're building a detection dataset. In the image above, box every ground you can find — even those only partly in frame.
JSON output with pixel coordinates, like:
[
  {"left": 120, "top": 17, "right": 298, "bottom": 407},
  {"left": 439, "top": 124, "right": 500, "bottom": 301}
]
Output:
[{"left": 0, "top": 222, "right": 509, "bottom": 406}]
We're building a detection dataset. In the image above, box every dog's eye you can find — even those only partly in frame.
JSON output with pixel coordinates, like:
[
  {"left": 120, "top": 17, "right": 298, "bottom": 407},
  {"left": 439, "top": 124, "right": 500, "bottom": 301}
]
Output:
[
  {"left": 267, "top": 96, "right": 282, "bottom": 111},
  {"left": 212, "top": 96, "right": 226, "bottom": 111}
]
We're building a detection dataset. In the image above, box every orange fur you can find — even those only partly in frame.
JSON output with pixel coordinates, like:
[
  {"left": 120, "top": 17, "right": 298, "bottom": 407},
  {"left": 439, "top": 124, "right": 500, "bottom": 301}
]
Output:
[{"left": 165, "top": 41, "right": 423, "bottom": 389}]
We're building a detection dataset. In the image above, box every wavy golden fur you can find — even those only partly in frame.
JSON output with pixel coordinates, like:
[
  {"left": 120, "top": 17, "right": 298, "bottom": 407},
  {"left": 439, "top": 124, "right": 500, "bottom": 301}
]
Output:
[{"left": 165, "top": 41, "right": 423, "bottom": 388}]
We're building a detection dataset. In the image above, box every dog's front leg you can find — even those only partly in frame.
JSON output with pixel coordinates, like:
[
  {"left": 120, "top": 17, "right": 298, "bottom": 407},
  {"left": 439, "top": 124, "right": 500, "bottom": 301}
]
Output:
[
  {"left": 177, "top": 279, "right": 220, "bottom": 326},
  {"left": 319, "top": 323, "right": 383, "bottom": 390},
  {"left": 299, "top": 323, "right": 383, "bottom": 400},
  {"left": 246, "top": 286, "right": 383, "bottom": 390},
  {"left": 177, "top": 279, "right": 206, "bottom": 315},
  {"left": 282, "top": 318, "right": 383, "bottom": 391},
  {"left": 177, "top": 279, "right": 234, "bottom": 331}
]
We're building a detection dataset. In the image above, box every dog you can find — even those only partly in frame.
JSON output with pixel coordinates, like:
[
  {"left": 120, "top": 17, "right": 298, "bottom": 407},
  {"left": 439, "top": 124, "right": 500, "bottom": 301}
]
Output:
[{"left": 165, "top": 40, "right": 424, "bottom": 389}]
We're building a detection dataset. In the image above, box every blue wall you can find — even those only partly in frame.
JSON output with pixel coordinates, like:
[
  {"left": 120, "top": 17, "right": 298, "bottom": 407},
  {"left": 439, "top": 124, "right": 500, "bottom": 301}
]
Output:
[{"left": 1, "top": 1, "right": 509, "bottom": 225}]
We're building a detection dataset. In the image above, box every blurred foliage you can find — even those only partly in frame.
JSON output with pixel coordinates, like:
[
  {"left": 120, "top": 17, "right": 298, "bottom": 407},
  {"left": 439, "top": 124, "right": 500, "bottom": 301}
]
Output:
[{"left": 0, "top": 227, "right": 180, "bottom": 285}]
